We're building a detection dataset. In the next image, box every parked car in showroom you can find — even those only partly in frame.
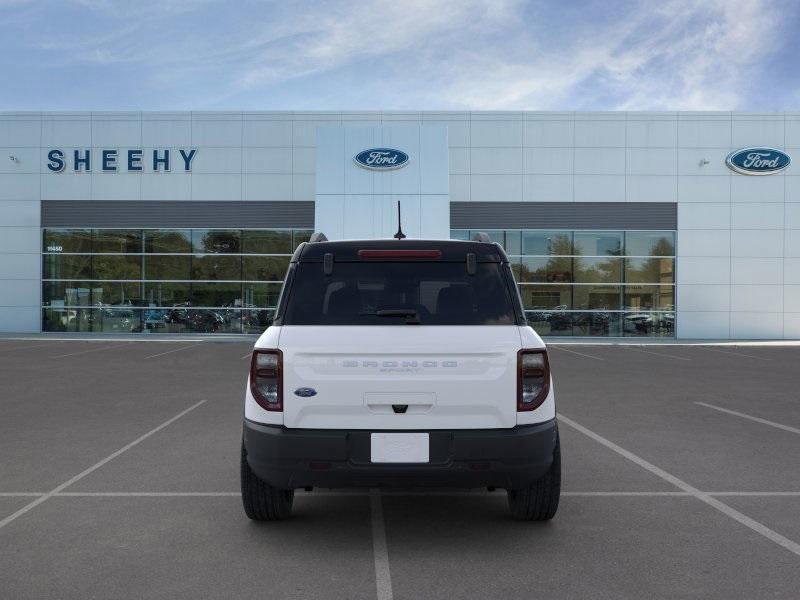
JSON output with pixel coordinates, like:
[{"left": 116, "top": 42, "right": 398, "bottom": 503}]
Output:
[{"left": 241, "top": 235, "right": 560, "bottom": 521}]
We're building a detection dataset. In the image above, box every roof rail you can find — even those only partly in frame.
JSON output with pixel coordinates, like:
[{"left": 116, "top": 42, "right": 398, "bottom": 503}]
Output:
[
  {"left": 470, "top": 232, "right": 492, "bottom": 243},
  {"left": 308, "top": 232, "right": 328, "bottom": 243}
]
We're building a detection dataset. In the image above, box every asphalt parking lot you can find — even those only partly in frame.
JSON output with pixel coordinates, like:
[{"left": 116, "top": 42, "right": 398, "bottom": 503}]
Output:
[{"left": 1, "top": 338, "right": 799, "bottom": 599}]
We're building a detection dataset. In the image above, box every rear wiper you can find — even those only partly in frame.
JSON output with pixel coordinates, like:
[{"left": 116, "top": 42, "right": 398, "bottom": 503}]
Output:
[{"left": 375, "top": 308, "right": 420, "bottom": 324}]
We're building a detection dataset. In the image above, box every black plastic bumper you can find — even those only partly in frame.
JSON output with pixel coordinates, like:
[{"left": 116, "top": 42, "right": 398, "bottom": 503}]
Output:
[{"left": 243, "top": 419, "right": 558, "bottom": 490}]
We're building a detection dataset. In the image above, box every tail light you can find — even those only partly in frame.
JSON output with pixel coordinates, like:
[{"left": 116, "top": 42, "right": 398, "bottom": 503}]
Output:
[
  {"left": 517, "top": 349, "right": 550, "bottom": 411},
  {"left": 250, "top": 349, "right": 283, "bottom": 411}
]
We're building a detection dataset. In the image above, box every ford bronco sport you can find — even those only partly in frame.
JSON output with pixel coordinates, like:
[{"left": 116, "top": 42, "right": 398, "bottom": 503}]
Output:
[{"left": 241, "top": 236, "right": 560, "bottom": 521}]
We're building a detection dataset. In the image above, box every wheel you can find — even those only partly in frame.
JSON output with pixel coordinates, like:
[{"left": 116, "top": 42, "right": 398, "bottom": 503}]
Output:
[
  {"left": 240, "top": 442, "right": 294, "bottom": 521},
  {"left": 507, "top": 431, "right": 561, "bottom": 521}
]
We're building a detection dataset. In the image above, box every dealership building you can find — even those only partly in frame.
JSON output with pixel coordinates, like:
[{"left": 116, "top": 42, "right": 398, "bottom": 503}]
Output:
[{"left": 0, "top": 110, "right": 798, "bottom": 339}]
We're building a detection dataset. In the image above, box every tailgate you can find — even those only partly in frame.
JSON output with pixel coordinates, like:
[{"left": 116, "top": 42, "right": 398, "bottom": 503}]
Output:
[{"left": 279, "top": 325, "right": 521, "bottom": 429}]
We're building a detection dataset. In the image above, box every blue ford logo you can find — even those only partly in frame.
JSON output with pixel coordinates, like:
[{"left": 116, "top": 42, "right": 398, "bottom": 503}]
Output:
[
  {"left": 294, "top": 387, "right": 317, "bottom": 397},
  {"left": 354, "top": 148, "right": 409, "bottom": 170},
  {"left": 726, "top": 147, "right": 790, "bottom": 175}
]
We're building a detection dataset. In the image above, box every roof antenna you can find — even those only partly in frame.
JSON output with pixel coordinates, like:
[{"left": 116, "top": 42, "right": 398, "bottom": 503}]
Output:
[{"left": 393, "top": 201, "right": 406, "bottom": 240}]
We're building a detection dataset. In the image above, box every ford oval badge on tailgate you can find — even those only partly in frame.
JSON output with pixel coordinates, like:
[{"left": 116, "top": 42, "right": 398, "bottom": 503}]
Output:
[{"left": 294, "top": 387, "right": 317, "bottom": 397}]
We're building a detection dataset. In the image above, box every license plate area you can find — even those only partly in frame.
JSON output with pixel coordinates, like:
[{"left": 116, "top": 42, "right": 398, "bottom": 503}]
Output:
[{"left": 370, "top": 433, "right": 430, "bottom": 463}]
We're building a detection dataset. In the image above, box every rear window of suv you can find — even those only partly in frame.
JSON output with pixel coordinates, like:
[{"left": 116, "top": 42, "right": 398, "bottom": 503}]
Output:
[{"left": 280, "top": 261, "right": 519, "bottom": 325}]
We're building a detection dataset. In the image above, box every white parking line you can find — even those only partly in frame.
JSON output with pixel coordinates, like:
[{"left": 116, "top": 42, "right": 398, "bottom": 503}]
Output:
[
  {"left": 143, "top": 344, "right": 201, "bottom": 360},
  {"left": 696, "top": 402, "right": 800, "bottom": 436},
  {"left": 5, "top": 490, "right": 800, "bottom": 498},
  {"left": 50, "top": 343, "right": 133, "bottom": 358},
  {"left": 241, "top": 353, "right": 252, "bottom": 360},
  {"left": 623, "top": 346, "right": 691, "bottom": 361},
  {"left": 56, "top": 492, "right": 239, "bottom": 497},
  {"left": 707, "top": 492, "right": 800, "bottom": 497},
  {"left": 549, "top": 346, "right": 604, "bottom": 361},
  {"left": 558, "top": 413, "right": 800, "bottom": 558},
  {"left": 696, "top": 347, "right": 771, "bottom": 361},
  {"left": 0, "top": 400, "right": 206, "bottom": 531},
  {"left": 370, "top": 489, "right": 393, "bottom": 600}
]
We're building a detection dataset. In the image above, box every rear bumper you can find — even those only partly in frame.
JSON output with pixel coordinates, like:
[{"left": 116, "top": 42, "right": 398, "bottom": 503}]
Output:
[{"left": 243, "top": 419, "right": 558, "bottom": 490}]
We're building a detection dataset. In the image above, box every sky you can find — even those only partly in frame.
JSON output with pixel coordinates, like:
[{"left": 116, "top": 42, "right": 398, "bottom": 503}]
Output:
[{"left": 1, "top": 0, "right": 798, "bottom": 111}]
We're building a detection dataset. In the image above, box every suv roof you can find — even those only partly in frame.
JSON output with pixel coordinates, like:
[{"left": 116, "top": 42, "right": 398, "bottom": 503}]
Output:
[{"left": 294, "top": 239, "right": 508, "bottom": 262}]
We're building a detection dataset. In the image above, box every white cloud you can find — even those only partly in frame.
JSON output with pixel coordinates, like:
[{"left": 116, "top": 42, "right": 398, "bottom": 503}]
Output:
[
  {"left": 2, "top": 0, "right": 794, "bottom": 109},
  {"left": 236, "top": 1, "right": 520, "bottom": 89},
  {"left": 428, "top": 0, "right": 786, "bottom": 110}
]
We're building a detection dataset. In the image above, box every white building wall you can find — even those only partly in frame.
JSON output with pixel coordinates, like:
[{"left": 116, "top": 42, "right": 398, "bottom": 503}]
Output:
[
  {"left": 314, "top": 123, "right": 449, "bottom": 240},
  {"left": 0, "top": 114, "right": 41, "bottom": 332},
  {"left": 0, "top": 111, "right": 798, "bottom": 338}
]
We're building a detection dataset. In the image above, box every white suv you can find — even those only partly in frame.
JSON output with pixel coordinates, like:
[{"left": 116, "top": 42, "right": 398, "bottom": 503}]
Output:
[{"left": 241, "top": 236, "right": 560, "bottom": 520}]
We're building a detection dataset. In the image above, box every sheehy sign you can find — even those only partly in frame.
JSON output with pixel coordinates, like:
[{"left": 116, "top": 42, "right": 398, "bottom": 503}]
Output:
[{"left": 46, "top": 148, "right": 197, "bottom": 172}]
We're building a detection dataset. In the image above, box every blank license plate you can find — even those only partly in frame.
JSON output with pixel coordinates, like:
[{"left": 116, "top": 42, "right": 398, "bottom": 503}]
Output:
[{"left": 370, "top": 433, "right": 429, "bottom": 463}]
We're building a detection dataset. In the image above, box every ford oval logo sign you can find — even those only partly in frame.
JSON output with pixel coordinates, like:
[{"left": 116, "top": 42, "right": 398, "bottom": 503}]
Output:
[
  {"left": 294, "top": 387, "right": 317, "bottom": 398},
  {"left": 726, "top": 147, "right": 790, "bottom": 175},
  {"left": 354, "top": 148, "right": 409, "bottom": 170}
]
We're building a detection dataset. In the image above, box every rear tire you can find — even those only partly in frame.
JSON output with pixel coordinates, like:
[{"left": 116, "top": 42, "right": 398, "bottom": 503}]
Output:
[
  {"left": 241, "top": 442, "right": 294, "bottom": 521},
  {"left": 507, "top": 431, "right": 561, "bottom": 521}
]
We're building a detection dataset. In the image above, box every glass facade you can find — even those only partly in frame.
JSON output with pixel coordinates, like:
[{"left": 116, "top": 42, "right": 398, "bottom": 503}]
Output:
[
  {"left": 42, "top": 226, "right": 675, "bottom": 337},
  {"left": 451, "top": 229, "right": 676, "bottom": 338},
  {"left": 41, "top": 228, "right": 312, "bottom": 334}
]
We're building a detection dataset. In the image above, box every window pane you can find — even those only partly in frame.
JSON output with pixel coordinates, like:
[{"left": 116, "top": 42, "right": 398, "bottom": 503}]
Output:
[
  {"left": 94, "top": 282, "right": 143, "bottom": 306},
  {"left": 450, "top": 230, "right": 469, "bottom": 241},
  {"left": 573, "top": 285, "right": 622, "bottom": 310},
  {"left": 572, "top": 312, "right": 621, "bottom": 336},
  {"left": 625, "top": 231, "right": 675, "bottom": 256},
  {"left": 623, "top": 312, "right": 675, "bottom": 337},
  {"left": 191, "top": 255, "right": 242, "bottom": 280},
  {"left": 624, "top": 285, "right": 674, "bottom": 311},
  {"left": 94, "top": 308, "right": 143, "bottom": 333},
  {"left": 573, "top": 231, "right": 622, "bottom": 256},
  {"left": 242, "top": 230, "right": 292, "bottom": 254},
  {"left": 624, "top": 257, "right": 674, "bottom": 284},
  {"left": 526, "top": 309, "right": 572, "bottom": 336},
  {"left": 144, "top": 230, "right": 191, "bottom": 253},
  {"left": 190, "top": 282, "right": 242, "bottom": 307},
  {"left": 43, "top": 254, "right": 92, "bottom": 279},
  {"left": 242, "top": 282, "right": 283, "bottom": 308},
  {"left": 522, "top": 231, "right": 572, "bottom": 255},
  {"left": 192, "top": 229, "right": 241, "bottom": 253},
  {"left": 43, "top": 281, "right": 93, "bottom": 306},
  {"left": 574, "top": 257, "right": 622, "bottom": 283},
  {"left": 519, "top": 284, "right": 571, "bottom": 310},
  {"left": 43, "top": 229, "right": 92, "bottom": 253},
  {"left": 519, "top": 257, "right": 573, "bottom": 283},
  {"left": 92, "top": 255, "right": 142, "bottom": 280},
  {"left": 143, "top": 255, "right": 192, "bottom": 280},
  {"left": 292, "top": 230, "right": 313, "bottom": 248},
  {"left": 509, "top": 259, "right": 522, "bottom": 282},
  {"left": 164, "top": 308, "right": 238, "bottom": 333},
  {"left": 93, "top": 229, "right": 142, "bottom": 253},
  {"left": 42, "top": 308, "right": 94, "bottom": 332},
  {"left": 481, "top": 230, "right": 505, "bottom": 249},
  {"left": 143, "top": 282, "right": 191, "bottom": 307},
  {"left": 142, "top": 309, "right": 169, "bottom": 332},
  {"left": 504, "top": 231, "right": 522, "bottom": 256},
  {"left": 243, "top": 309, "right": 274, "bottom": 333},
  {"left": 243, "top": 256, "right": 290, "bottom": 281}
]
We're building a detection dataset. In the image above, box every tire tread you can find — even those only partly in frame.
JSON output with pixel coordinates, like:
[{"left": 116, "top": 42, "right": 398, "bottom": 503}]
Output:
[
  {"left": 507, "top": 431, "right": 561, "bottom": 521},
  {"left": 241, "top": 442, "right": 294, "bottom": 521}
]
